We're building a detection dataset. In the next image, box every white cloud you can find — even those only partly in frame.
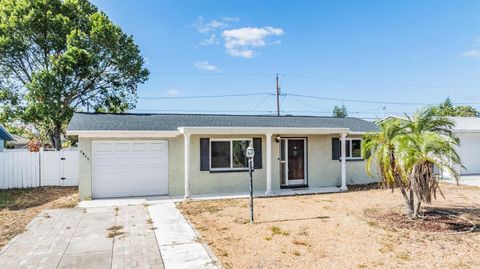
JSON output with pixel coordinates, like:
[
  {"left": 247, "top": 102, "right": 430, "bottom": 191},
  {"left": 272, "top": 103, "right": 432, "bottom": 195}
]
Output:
[
  {"left": 222, "top": 26, "right": 284, "bottom": 58},
  {"left": 194, "top": 61, "right": 219, "bottom": 72},
  {"left": 166, "top": 89, "right": 180, "bottom": 96},
  {"left": 462, "top": 49, "right": 480, "bottom": 58},
  {"left": 193, "top": 16, "right": 228, "bottom": 33},
  {"left": 226, "top": 49, "right": 254, "bottom": 58},
  {"left": 199, "top": 34, "right": 218, "bottom": 46}
]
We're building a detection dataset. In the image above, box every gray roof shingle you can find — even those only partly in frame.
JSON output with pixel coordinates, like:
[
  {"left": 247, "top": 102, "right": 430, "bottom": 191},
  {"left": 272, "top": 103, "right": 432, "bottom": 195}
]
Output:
[{"left": 67, "top": 112, "right": 379, "bottom": 133}]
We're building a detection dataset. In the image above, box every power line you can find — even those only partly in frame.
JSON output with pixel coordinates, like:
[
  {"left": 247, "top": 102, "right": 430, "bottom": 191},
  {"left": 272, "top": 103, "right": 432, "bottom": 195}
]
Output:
[
  {"left": 285, "top": 93, "right": 480, "bottom": 106},
  {"left": 145, "top": 71, "right": 478, "bottom": 89},
  {"left": 280, "top": 73, "right": 479, "bottom": 89},
  {"left": 148, "top": 72, "right": 274, "bottom": 76},
  {"left": 250, "top": 94, "right": 272, "bottom": 112},
  {"left": 138, "top": 92, "right": 273, "bottom": 100}
]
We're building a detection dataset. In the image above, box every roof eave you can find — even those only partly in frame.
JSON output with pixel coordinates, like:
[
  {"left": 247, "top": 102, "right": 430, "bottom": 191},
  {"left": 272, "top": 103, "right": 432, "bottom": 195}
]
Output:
[
  {"left": 178, "top": 126, "right": 351, "bottom": 135},
  {"left": 66, "top": 130, "right": 181, "bottom": 138},
  {"left": 0, "top": 124, "right": 14, "bottom": 141}
]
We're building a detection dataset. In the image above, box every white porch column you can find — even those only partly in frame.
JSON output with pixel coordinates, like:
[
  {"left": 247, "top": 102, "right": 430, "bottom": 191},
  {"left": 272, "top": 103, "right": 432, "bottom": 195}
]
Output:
[
  {"left": 184, "top": 133, "right": 191, "bottom": 199},
  {"left": 265, "top": 133, "right": 273, "bottom": 195},
  {"left": 340, "top": 132, "right": 348, "bottom": 191}
]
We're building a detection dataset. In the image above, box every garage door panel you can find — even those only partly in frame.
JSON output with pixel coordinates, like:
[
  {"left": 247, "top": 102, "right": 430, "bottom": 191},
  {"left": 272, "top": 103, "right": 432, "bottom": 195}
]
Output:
[
  {"left": 458, "top": 134, "right": 480, "bottom": 174},
  {"left": 92, "top": 140, "right": 169, "bottom": 198}
]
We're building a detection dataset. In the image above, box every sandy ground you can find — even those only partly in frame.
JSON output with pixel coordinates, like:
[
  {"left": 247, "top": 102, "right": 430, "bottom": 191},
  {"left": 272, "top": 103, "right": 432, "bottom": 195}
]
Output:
[
  {"left": 178, "top": 183, "right": 480, "bottom": 269},
  {"left": 0, "top": 187, "right": 78, "bottom": 249}
]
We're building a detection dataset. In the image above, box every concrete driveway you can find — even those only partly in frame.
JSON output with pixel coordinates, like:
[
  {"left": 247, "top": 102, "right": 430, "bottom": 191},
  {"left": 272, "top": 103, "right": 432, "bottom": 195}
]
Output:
[
  {"left": 443, "top": 175, "right": 480, "bottom": 187},
  {"left": 0, "top": 205, "right": 163, "bottom": 269},
  {"left": 0, "top": 198, "right": 218, "bottom": 269}
]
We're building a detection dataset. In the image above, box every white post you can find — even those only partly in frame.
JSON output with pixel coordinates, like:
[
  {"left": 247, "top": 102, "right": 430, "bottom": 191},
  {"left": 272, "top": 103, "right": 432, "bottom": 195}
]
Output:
[
  {"left": 340, "top": 132, "right": 348, "bottom": 191},
  {"left": 265, "top": 133, "right": 273, "bottom": 195},
  {"left": 184, "top": 133, "right": 191, "bottom": 199}
]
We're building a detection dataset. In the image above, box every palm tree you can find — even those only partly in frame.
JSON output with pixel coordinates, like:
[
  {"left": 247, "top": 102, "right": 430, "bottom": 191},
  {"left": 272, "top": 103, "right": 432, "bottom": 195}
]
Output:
[
  {"left": 362, "top": 118, "right": 413, "bottom": 215},
  {"left": 363, "top": 108, "right": 462, "bottom": 219},
  {"left": 396, "top": 109, "right": 462, "bottom": 218}
]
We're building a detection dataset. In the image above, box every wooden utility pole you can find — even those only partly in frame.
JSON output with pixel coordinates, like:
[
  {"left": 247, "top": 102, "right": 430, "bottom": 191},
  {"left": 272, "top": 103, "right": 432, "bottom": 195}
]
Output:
[{"left": 276, "top": 74, "right": 280, "bottom": 116}]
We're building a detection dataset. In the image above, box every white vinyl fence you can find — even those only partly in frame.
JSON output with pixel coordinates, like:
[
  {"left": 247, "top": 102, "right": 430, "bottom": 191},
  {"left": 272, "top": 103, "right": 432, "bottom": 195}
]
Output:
[{"left": 0, "top": 149, "right": 79, "bottom": 189}]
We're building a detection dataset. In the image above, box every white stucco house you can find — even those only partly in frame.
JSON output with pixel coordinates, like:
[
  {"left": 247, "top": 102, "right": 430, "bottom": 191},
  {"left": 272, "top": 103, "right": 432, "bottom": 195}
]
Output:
[
  {"left": 66, "top": 113, "right": 379, "bottom": 200},
  {"left": 451, "top": 117, "right": 480, "bottom": 175}
]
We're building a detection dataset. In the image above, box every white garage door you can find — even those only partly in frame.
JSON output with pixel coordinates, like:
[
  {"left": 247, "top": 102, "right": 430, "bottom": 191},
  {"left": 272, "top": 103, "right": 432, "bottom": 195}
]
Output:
[
  {"left": 458, "top": 133, "right": 480, "bottom": 175},
  {"left": 92, "top": 140, "right": 168, "bottom": 198}
]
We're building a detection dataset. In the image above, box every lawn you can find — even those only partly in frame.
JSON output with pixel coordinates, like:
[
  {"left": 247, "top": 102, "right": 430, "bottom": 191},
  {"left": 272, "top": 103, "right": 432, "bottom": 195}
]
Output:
[
  {"left": 178, "top": 183, "right": 480, "bottom": 269},
  {"left": 0, "top": 187, "right": 78, "bottom": 249}
]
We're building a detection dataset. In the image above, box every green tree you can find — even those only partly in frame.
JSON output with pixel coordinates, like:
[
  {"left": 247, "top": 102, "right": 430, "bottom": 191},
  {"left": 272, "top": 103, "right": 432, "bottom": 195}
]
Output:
[
  {"left": 431, "top": 98, "right": 479, "bottom": 117},
  {"left": 363, "top": 108, "right": 462, "bottom": 218},
  {"left": 332, "top": 104, "right": 348, "bottom": 118},
  {"left": 0, "top": 0, "right": 149, "bottom": 150}
]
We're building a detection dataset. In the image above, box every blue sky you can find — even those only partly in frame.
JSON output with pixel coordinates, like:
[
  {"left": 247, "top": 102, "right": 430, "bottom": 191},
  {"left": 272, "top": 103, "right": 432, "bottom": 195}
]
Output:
[{"left": 91, "top": 0, "right": 480, "bottom": 119}]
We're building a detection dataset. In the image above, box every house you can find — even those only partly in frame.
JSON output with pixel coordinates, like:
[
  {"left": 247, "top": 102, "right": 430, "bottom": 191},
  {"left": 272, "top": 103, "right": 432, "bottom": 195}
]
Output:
[
  {"left": 66, "top": 112, "right": 379, "bottom": 199},
  {"left": 0, "top": 124, "right": 14, "bottom": 152},
  {"left": 6, "top": 134, "right": 30, "bottom": 149},
  {"left": 451, "top": 117, "right": 480, "bottom": 175}
]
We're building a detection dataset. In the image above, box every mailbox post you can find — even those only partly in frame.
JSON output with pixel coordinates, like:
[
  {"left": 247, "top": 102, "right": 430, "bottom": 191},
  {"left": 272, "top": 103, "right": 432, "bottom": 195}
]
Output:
[{"left": 246, "top": 141, "right": 255, "bottom": 224}]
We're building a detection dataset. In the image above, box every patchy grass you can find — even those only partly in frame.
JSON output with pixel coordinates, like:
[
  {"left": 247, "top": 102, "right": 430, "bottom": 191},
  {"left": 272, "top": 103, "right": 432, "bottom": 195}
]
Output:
[
  {"left": 106, "top": 225, "right": 124, "bottom": 238},
  {"left": 270, "top": 226, "right": 290, "bottom": 236},
  {"left": 0, "top": 187, "right": 78, "bottom": 248},
  {"left": 179, "top": 183, "right": 480, "bottom": 269}
]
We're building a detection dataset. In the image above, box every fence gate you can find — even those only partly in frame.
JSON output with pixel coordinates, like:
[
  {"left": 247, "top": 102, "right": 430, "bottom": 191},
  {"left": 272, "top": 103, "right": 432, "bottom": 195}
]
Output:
[{"left": 41, "top": 150, "right": 79, "bottom": 186}]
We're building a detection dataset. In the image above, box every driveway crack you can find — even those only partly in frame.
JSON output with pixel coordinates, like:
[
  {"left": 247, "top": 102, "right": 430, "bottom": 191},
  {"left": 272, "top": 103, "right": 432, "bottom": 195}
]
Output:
[{"left": 55, "top": 210, "right": 84, "bottom": 269}]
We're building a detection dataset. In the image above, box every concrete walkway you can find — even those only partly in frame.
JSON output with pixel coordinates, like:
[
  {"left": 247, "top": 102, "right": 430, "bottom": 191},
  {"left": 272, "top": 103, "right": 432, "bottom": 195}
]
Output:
[
  {"left": 148, "top": 201, "right": 218, "bottom": 269},
  {"left": 80, "top": 198, "right": 219, "bottom": 269},
  {"left": 0, "top": 205, "right": 163, "bottom": 269}
]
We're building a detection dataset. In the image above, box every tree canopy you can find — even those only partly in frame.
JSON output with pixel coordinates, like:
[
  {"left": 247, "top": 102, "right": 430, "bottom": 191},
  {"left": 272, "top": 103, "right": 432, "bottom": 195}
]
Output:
[
  {"left": 431, "top": 98, "right": 479, "bottom": 117},
  {"left": 0, "top": 0, "right": 149, "bottom": 150},
  {"left": 332, "top": 104, "right": 348, "bottom": 118}
]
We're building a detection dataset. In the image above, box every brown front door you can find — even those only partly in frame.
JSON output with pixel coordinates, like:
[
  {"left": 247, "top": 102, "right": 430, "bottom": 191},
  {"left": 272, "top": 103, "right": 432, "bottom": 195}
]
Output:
[
  {"left": 280, "top": 138, "right": 306, "bottom": 186},
  {"left": 288, "top": 139, "right": 305, "bottom": 184}
]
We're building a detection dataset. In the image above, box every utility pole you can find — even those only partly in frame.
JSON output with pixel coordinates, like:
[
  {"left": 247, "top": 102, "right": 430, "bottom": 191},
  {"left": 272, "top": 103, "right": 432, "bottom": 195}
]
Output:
[{"left": 276, "top": 74, "right": 280, "bottom": 116}]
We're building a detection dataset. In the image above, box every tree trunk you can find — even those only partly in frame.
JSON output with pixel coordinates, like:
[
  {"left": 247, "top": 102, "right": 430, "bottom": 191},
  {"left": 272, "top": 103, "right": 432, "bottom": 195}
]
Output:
[
  {"left": 413, "top": 200, "right": 422, "bottom": 219},
  {"left": 399, "top": 185, "right": 414, "bottom": 216},
  {"left": 52, "top": 125, "right": 62, "bottom": 151}
]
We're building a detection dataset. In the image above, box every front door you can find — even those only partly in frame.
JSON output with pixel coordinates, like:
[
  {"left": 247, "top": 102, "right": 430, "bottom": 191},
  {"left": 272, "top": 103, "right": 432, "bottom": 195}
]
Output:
[{"left": 280, "top": 138, "right": 307, "bottom": 187}]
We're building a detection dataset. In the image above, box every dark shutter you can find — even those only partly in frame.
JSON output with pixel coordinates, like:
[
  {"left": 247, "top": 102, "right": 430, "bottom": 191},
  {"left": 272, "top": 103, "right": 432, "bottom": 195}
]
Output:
[
  {"left": 200, "top": 138, "right": 210, "bottom": 171},
  {"left": 332, "top": 138, "right": 340, "bottom": 160},
  {"left": 253, "top": 138, "right": 262, "bottom": 169}
]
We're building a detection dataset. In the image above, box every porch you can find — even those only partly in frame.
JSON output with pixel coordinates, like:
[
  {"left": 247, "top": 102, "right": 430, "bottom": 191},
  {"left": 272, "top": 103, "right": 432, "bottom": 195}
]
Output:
[
  {"left": 172, "top": 186, "right": 342, "bottom": 201},
  {"left": 179, "top": 127, "right": 355, "bottom": 199}
]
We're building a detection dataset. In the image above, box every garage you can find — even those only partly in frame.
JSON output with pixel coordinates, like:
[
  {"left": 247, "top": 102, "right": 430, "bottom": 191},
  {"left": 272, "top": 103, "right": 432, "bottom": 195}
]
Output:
[
  {"left": 92, "top": 140, "right": 168, "bottom": 198},
  {"left": 458, "top": 133, "right": 480, "bottom": 175}
]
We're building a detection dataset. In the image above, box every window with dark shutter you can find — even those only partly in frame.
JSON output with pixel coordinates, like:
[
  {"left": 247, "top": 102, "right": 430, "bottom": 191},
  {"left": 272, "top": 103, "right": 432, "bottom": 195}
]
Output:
[
  {"left": 332, "top": 138, "right": 340, "bottom": 160},
  {"left": 253, "top": 138, "right": 262, "bottom": 169},
  {"left": 200, "top": 138, "right": 210, "bottom": 171}
]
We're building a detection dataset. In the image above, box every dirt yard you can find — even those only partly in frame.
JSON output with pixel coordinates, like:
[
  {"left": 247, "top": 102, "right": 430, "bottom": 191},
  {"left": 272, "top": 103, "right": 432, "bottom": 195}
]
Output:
[
  {"left": 178, "top": 183, "right": 480, "bottom": 269},
  {"left": 0, "top": 187, "right": 78, "bottom": 248}
]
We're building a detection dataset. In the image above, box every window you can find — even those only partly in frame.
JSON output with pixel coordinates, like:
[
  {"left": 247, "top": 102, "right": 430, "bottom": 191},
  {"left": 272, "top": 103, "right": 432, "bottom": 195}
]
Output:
[
  {"left": 346, "top": 139, "right": 362, "bottom": 159},
  {"left": 210, "top": 139, "right": 252, "bottom": 169}
]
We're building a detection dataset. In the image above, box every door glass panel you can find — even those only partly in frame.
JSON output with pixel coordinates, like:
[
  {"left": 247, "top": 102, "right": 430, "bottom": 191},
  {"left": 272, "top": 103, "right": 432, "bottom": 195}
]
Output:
[
  {"left": 280, "top": 139, "right": 286, "bottom": 161},
  {"left": 280, "top": 139, "right": 286, "bottom": 185}
]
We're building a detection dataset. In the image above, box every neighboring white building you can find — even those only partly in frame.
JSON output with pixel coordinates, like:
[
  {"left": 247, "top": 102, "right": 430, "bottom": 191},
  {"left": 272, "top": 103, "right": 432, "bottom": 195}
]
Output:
[{"left": 452, "top": 117, "right": 480, "bottom": 175}]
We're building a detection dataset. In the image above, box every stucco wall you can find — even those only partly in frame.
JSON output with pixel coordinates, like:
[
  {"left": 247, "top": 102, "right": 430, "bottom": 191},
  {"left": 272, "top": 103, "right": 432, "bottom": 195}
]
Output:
[{"left": 78, "top": 134, "right": 377, "bottom": 200}]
